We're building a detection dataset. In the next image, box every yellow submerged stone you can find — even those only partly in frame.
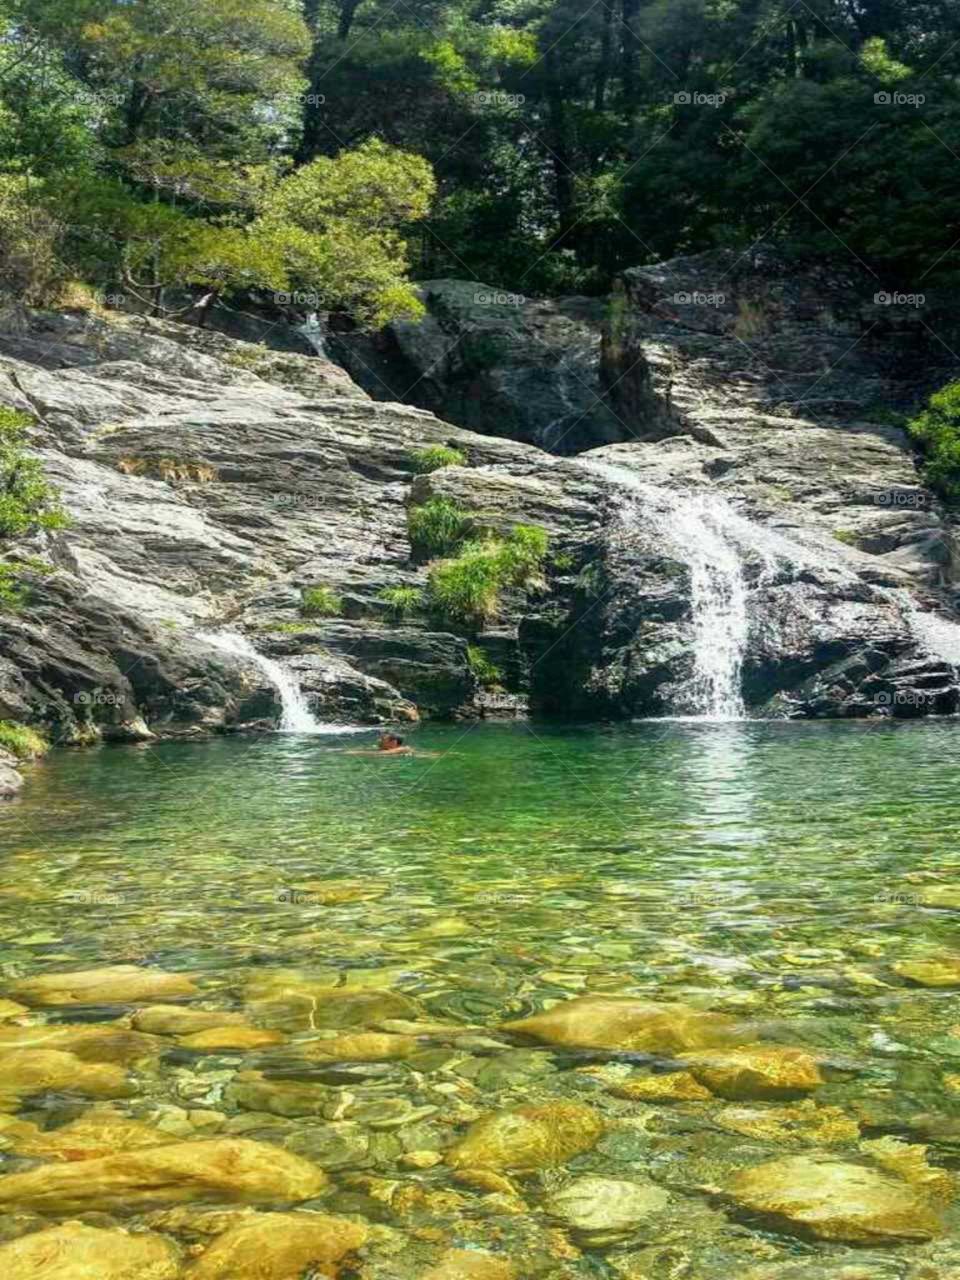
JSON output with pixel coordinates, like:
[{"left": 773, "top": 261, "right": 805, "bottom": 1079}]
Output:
[
  {"left": 0, "top": 1109, "right": 170, "bottom": 1158},
  {"left": 178, "top": 1026, "right": 285, "bottom": 1051},
  {"left": 679, "top": 1046, "right": 824, "bottom": 1100},
  {"left": 421, "top": 1249, "right": 516, "bottom": 1280},
  {"left": 132, "top": 1006, "right": 248, "bottom": 1035},
  {"left": 8, "top": 965, "right": 198, "bottom": 1006},
  {"left": 299, "top": 1032, "right": 417, "bottom": 1061},
  {"left": 0, "top": 1221, "right": 181, "bottom": 1280},
  {"left": 714, "top": 1101, "right": 859, "bottom": 1146},
  {"left": 0, "top": 1023, "right": 162, "bottom": 1064},
  {"left": 501, "top": 996, "right": 740, "bottom": 1055},
  {"left": 612, "top": 1071, "right": 712, "bottom": 1102},
  {"left": 0, "top": 1048, "right": 130, "bottom": 1108},
  {"left": 186, "top": 1211, "right": 368, "bottom": 1279},
  {"left": 445, "top": 1101, "right": 604, "bottom": 1173},
  {"left": 894, "top": 955, "right": 960, "bottom": 988},
  {"left": 728, "top": 1156, "right": 942, "bottom": 1242},
  {"left": 0, "top": 1137, "right": 328, "bottom": 1213}
]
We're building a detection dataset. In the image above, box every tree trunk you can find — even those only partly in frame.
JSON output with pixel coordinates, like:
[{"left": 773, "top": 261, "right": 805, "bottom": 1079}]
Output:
[
  {"left": 545, "top": 50, "right": 576, "bottom": 244},
  {"left": 621, "top": 0, "right": 640, "bottom": 109},
  {"left": 594, "top": 1, "right": 614, "bottom": 111}
]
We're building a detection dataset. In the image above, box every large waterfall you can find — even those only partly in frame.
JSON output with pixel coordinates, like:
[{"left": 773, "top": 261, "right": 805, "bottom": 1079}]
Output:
[{"left": 201, "top": 630, "right": 332, "bottom": 734}]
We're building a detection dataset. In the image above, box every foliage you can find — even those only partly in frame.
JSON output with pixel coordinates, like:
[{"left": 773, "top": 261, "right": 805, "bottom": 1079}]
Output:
[
  {"left": 0, "top": 175, "right": 66, "bottom": 305},
  {"left": 467, "top": 644, "right": 504, "bottom": 689},
  {"left": 407, "top": 445, "right": 467, "bottom": 475},
  {"left": 0, "top": 407, "right": 67, "bottom": 537},
  {"left": 378, "top": 585, "right": 423, "bottom": 621},
  {"left": 407, "top": 497, "right": 473, "bottom": 558},
  {"left": 0, "top": 720, "right": 48, "bottom": 759},
  {"left": 300, "top": 585, "right": 343, "bottom": 617},
  {"left": 909, "top": 382, "right": 960, "bottom": 502},
  {"left": 427, "top": 524, "right": 549, "bottom": 627}
]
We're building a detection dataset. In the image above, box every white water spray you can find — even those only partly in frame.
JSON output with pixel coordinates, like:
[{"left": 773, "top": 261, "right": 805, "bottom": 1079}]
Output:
[{"left": 201, "top": 630, "right": 344, "bottom": 734}]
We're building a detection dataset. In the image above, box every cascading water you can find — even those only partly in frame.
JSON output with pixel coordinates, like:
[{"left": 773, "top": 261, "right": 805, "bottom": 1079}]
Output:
[
  {"left": 585, "top": 461, "right": 803, "bottom": 721},
  {"left": 201, "top": 630, "right": 334, "bottom": 734}
]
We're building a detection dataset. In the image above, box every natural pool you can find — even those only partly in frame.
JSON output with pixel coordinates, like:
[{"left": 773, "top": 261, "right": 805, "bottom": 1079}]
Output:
[{"left": 2, "top": 719, "right": 960, "bottom": 1278}]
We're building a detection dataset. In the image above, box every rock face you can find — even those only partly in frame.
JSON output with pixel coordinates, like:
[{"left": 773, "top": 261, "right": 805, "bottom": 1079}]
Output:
[
  {"left": 1, "top": 265, "right": 958, "bottom": 746},
  {"left": 727, "top": 1156, "right": 942, "bottom": 1243},
  {"left": 0, "top": 1137, "right": 327, "bottom": 1212}
]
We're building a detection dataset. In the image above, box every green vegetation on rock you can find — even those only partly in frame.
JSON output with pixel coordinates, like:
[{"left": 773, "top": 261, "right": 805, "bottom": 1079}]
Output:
[
  {"left": 407, "top": 446, "right": 467, "bottom": 475},
  {"left": 407, "top": 497, "right": 473, "bottom": 559},
  {"left": 467, "top": 645, "right": 504, "bottom": 689},
  {"left": 300, "top": 586, "right": 342, "bottom": 618},
  {"left": 427, "top": 525, "right": 548, "bottom": 627},
  {"left": 0, "top": 721, "right": 48, "bottom": 760},
  {"left": 378, "top": 586, "right": 423, "bottom": 622},
  {"left": 0, "top": 407, "right": 67, "bottom": 538},
  {"left": 909, "top": 381, "right": 960, "bottom": 502}
]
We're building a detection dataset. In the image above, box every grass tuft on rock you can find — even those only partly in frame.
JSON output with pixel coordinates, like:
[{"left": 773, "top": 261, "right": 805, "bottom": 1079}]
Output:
[
  {"left": 407, "top": 445, "right": 467, "bottom": 475},
  {"left": 407, "top": 497, "right": 473, "bottom": 558},
  {"left": 0, "top": 407, "right": 68, "bottom": 537},
  {"left": 0, "top": 721, "right": 48, "bottom": 760},
  {"left": 427, "top": 524, "right": 549, "bottom": 627},
  {"left": 467, "top": 645, "right": 504, "bottom": 689},
  {"left": 300, "top": 586, "right": 342, "bottom": 617},
  {"left": 378, "top": 585, "right": 423, "bottom": 621}
]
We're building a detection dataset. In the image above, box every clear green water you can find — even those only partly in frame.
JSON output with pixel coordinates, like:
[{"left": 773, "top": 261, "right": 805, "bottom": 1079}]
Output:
[{"left": 3, "top": 720, "right": 960, "bottom": 1275}]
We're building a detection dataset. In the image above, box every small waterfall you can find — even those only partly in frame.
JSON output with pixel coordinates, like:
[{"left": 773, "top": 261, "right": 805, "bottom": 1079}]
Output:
[
  {"left": 586, "top": 461, "right": 800, "bottom": 720},
  {"left": 201, "top": 630, "right": 325, "bottom": 733},
  {"left": 298, "top": 312, "right": 328, "bottom": 358}
]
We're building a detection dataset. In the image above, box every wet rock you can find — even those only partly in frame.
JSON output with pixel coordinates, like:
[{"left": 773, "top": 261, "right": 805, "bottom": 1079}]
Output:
[
  {"left": 445, "top": 1100, "right": 604, "bottom": 1173},
  {"left": 0, "top": 1000, "right": 27, "bottom": 1021},
  {"left": 728, "top": 1156, "right": 942, "bottom": 1243},
  {"left": 0, "top": 753, "right": 23, "bottom": 802},
  {"left": 0, "top": 1137, "right": 327, "bottom": 1212},
  {"left": 0, "top": 1049, "right": 131, "bottom": 1107},
  {"left": 544, "top": 1175, "right": 669, "bottom": 1241},
  {"left": 246, "top": 973, "right": 420, "bottom": 1032},
  {"left": 0, "top": 1220, "right": 181, "bottom": 1280},
  {"left": 0, "top": 1109, "right": 170, "bottom": 1158},
  {"left": 679, "top": 1047, "right": 824, "bottom": 1100},
  {"left": 284, "top": 1123, "right": 371, "bottom": 1169},
  {"left": 225, "top": 1072, "right": 330, "bottom": 1119},
  {"left": 421, "top": 1250, "right": 516, "bottom": 1279},
  {"left": 298, "top": 1032, "right": 417, "bottom": 1061},
  {"left": 714, "top": 1102, "right": 859, "bottom": 1147},
  {"left": 186, "top": 1210, "right": 368, "bottom": 1279},
  {"left": 179, "top": 1026, "right": 285, "bottom": 1051},
  {"left": 8, "top": 965, "right": 197, "bottom": 1006},
  {"left": 612, "top": 1071, "right": 712, "bottom": 1102},
  {"left": 132, "top": 1007, "right": 247, "bottom": 1035},
  {"left": 894, "top": 956, "right": 960, "bottom": 988},
  {"left": 502, "top": 996, "right": 741, "bottom": 1055},
  {"left": 0, "top": 1023, "right": 162, "bottom": 1064}
]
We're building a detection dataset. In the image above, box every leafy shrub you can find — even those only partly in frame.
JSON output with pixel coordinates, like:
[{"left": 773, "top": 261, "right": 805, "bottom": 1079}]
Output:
[
  {"left": 427, "top": 524, "right": 549, "bottom": 627},
  {"left": 0, "top": 562, "right": 26, "bottom": 609},
  {"left": 407, "top": 445, "right": 467, "bottom": 475},
  {"left": 407, "top": 497, "right": 472, "bottom": 558},
  {"left": 909, "top": 381, "right": 960, "bottom": 502},
  {"left": 378, "top": 585, "right": 423, "bottom": 621},
  {"left": 300, "top": 585, "right": 342, "bottom": 617},
  {"left": 0, "top": 407, "right": 67, "bottom": 537},
  {"left": 467, "top": 644, "right": 504, "bottom": 689},
  {"left": 0, "top": 720, "right": 48, "bottom": 760},
  {"left": 0, "top": 175, "right": 66, "bottom": 306}
]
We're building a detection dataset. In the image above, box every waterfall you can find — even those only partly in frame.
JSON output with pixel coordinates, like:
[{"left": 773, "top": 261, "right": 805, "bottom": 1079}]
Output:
[
  {"left": 585, "top": 461, "right": 799, "bottom": 721},
  {"left": 201, "top": 630, "right": 327, "bottom": 734}
]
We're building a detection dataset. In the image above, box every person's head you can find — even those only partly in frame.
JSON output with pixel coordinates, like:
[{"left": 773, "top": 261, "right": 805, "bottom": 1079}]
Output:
[{"left": 378, "top": 732, "right": 404, "bottom": 750}]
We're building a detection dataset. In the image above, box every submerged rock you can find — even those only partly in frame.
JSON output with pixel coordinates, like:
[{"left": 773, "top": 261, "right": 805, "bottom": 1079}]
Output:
[
  {"left": 445, "top": 1101, "right": 604, "bottom": 1173},
  {"left": 728, "top": 1156, "right": 942, "bottom": 1243},
  {"left": 186, "top": 1211, "right": 368, "bottom": 1279},
  {"left": 893, "top": 956, "right": 960, "bottom": 988},
  {"left": 297, "top": 1032, "right": 417, "bottom": 1061},
  {"left": 0, "top": 1023, "right": 162, "bottom": 1064},
  {"left": 679, "top": 1047, "right": 824, "bottom": 1100},
  {"left": 502, "top": 996, "right": 741, "bottom": 1054},
  {"left": 225, "top": 1071, "right": 329, "bottom": 1118},
  {"left": 421, "top": 1249, "right": 516, "bottom": 1280},
  {"left": 612, "top": 1071, "right": 712, "bottom": 1102},
  {"left": 0, "top": 1137, "right": 327, "bottom": 1212},
  {"left": 543, "top": 1174, "right": 668, "bottom": 1241},
  {"left": 0, "top": 1221, "right": 181, "bottom": 1280},
  {"left": 132, "top": 1006, "right": 248, "bottom": 1035},
  {"left": 0, "top": 1049, "right": 130, "bottom": 1107},
  {"left": 178, "top": 1027, "right": 284, "bottom": 1051},
  {"left": 0, "top": 1109, "right": 170, "bottom": 1158},
  {"left": 8, "top": 965, "right": 197, "bottom": 1006},
  {"left": 714, "top": 1102, "right": 859, "bottom": 1147}
]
